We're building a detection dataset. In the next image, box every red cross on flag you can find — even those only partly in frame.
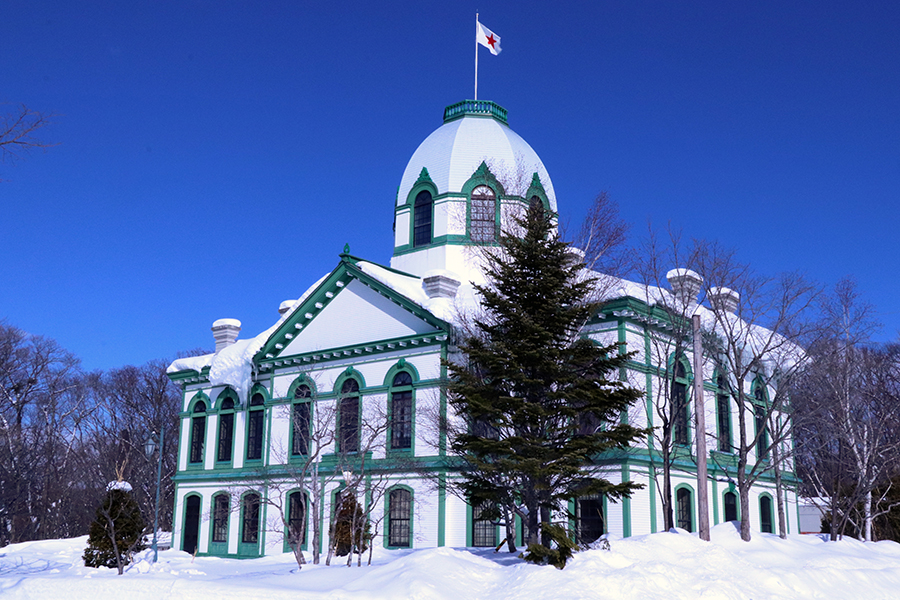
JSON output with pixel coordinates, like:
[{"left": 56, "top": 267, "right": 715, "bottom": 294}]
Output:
[{"left": 477, "top": 21, "right": 502, "bottom": 55}]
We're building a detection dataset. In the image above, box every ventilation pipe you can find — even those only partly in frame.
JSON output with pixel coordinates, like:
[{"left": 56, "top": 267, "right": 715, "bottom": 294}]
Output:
[{"left": 666, "top": 268, "right": 703, "bottom": 310}]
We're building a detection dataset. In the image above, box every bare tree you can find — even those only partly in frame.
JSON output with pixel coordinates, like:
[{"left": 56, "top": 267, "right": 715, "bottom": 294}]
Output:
[
  {"left": 1, "top": 104, "right": 54, "bottom": 168},
  {"left": 793, "top": 279, "right": 900, "bottom": 541},
  {"left": 629, "top": 226, "right": 705, "bottom": 532},
  {"left": 0, "top": 323, "right": 84, "bottom": 544},
  {"left": 695, "top": 243, "right": 821, "bottom": 541}
]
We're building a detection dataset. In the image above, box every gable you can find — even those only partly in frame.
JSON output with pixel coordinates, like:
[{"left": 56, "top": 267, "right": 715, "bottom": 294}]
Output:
[{"left": 279, "top": 278, "right": 440, "bottom": 356}]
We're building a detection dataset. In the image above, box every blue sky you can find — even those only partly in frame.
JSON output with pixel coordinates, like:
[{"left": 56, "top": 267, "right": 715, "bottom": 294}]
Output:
[{"left": 2, "top": 1, "right": 898, "bottom": 371}]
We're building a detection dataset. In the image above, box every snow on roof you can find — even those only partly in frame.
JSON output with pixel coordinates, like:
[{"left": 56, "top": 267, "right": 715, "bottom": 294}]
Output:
[
  {"left": 397, "top": 112, "right": 556, "bottom": 211},
  {"left": 167, "top": 273, "right": 330, "bottom": 399}
]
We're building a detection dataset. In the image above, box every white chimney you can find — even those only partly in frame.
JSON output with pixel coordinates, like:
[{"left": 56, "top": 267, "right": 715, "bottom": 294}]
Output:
[
  {"left": 212, "top": 318, "right": 241, "bottom": 352},
  {"left": 709, "top": 286, "right": 740, "bottom": 314},
  {"left": 666, "top": 268, "right": 703, "bottom": 309},
  {"left": 423, "top": 270, "right": 461, "bottom": 299}
]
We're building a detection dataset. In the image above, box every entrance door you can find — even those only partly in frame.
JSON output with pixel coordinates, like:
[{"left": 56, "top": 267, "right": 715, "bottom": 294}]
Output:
[{"left": 183, "top": 495, "right": 201, "bottom": 554}]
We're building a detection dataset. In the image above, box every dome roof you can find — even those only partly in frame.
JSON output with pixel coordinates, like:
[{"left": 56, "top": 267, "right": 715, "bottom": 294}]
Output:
[{"left": 397, "top": 101, "right": 556, "bottom": 212}]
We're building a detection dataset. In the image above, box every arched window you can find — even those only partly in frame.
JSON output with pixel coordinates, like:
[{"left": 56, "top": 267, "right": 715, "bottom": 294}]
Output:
[
  {"left": 413, "top": 190, "right": 433, "bottom": 247},
  {"left": 724, "top": 491, "right": 738, "bottom": 522},
  {"left": 288, "top": 491, "right": 308, "bottom": 548},
  {"left": 760, "top": 495, "right": 774, "bottom": 533},
  {"left": 754, "top": 383, "right": 769, "bottom": 459},
  {"left": 575, "top": 494, "right": 604, "bottom": 544},
  {"left": 291, "top": 385, "right": 311, "bottom": 457},
  {"left": 472, "top": 501, "right": 497, "bottom": 547},
  {"left": 246, "top": 393, "right": 265, "bottom": 461},
  {"left": 241, "top": 492, "right": 261, "bottom": 544},
  {"left": 671, "top": 361, "right": 689, "bottom": 446},
  {"left": 189, "top": 401, "right": 207, "bottom": 464},
  {"left": 339, "top": 379, "right": 360, "bottom": 453},
  {"left": 470, "top": 185, "right": 496, "bottom": 242},
  {"left": 217, "top": 397, "right": 235, "bottom": 463},
  {"left": 388, "top": 488, "right": 412, "bottom": 547},
  {"left": 390, "top": 372, "right": 413, "bottom": 450},
  {"left": 716, "top": 374, "right": 731, "bottom": 453},
  {"left": 676, "top": 487, "right": 693, "bottom": 532},
  {"left": 212, "top": 493, "right": 230, "bottom": 543},
  {"left": 529, "top": 195, "right": 543, "bottom": 211}
]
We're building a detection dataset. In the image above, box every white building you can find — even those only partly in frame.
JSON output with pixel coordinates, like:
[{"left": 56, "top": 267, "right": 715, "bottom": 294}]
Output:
[{"left": 167, "top": 100, "right": 799, "bottom": 557}]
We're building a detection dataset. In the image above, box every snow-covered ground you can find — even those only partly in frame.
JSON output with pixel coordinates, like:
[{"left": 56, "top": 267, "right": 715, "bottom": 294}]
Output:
[{"left": 2, "top": 524, "right": 899, "bottom": 599}]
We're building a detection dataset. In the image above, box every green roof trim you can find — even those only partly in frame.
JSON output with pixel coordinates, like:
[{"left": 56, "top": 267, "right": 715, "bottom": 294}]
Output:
[{"left": 443, "top": 100, "right": 508, "bottom": 125}]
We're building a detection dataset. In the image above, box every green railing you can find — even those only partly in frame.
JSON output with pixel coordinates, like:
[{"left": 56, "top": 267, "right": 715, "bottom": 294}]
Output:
[{"left": 442, "top": 100, "right": 508, "bottom": 125}]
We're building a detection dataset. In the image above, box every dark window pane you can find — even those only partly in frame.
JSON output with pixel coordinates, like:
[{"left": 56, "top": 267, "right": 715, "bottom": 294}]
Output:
[
  {"left": 292, "top": 402, "right": 310, "bottom": 456},
  {"left": 251, "top": 393, "right": 265, "bottom": 406},
  {"left": 288, "top": 492, "right": 307, "bottom": 547},
  {"left": 242, "top": 494, "right": 260, "bottom": 544},
  {"left": 760, "top": 496, "right": 773, "bottom": 533},
  {"left": 212, "top": 495, "right": 229, "bottom": 543},
  {"left": 717, "top": 375, "right": 731, "bottom": 453},
  {"left": 414, "top": 191, "right": 433, "bottom": 247},
  {"left": 576, "top": 495, "right": 604, "bottom": 544},
  {"left": 221, "top": 398, "right": 234, "bottom": 410},
  {"left": 391, "top": 390, "right": 412, "bottom": 450},
  {"left": 724, "top": 492, "right": 738, "bottom": 522},
  {"left": 392, "top": 372, "right": 413, "bottom": 387},
  {"left": 388, "top": 489, "right": 412, "bottom": 547},
  {"left": 247, "top": 408, "right": 264, "bottom": 460},
  {"left": 672, "top": 379, "right": 688, "bottom": 446},
  {"left": 340, "top": 395, "right": 359, "bottom": 453},
  {"left": 190, "top": 415, "right": 206, "bottom": 463},
  {"left": 217, "top": 412, "right": 233, "bottom": 462}
]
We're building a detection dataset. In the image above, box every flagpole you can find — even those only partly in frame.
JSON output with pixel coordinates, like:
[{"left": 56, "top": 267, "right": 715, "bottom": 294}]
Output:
[{"left": 474, "top": 13, "right": 479, "bottom": 100}]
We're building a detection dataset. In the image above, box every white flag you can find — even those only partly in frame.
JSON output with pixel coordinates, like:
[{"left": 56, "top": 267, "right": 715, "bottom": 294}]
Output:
[{"left": 477, "top": 21, "right": 501, "bottom": 55}]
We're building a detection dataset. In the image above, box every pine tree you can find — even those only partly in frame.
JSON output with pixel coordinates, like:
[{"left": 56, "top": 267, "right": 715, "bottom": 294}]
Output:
[
  {"left": 332, "top": 493, "right": 370, "bottom": 557},
  {"left": 446, "top": 202, "right": 646, "bottom": 566},
  {"left": 83, "top": 486, "right": 146, "bottom": 574}
]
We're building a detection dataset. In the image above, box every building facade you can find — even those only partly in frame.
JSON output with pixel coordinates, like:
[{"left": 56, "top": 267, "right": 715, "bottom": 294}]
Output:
[{"left": 167, "top": 100, "right": 799, "bottom": 557}]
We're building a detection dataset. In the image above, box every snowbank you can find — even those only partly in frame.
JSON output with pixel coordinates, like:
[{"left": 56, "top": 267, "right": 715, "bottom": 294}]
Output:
[{"left": 2, "top": 525, "right": 900, "bottom": 599}]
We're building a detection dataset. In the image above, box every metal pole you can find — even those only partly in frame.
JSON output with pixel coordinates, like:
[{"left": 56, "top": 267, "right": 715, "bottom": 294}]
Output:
[
  {"left": 152, "top": 423, "right": 164, "bottom": 562},
  {"left": 474, "top": 13, "right": 479, "bottom": 100},
  {"left": 692, "top": 314, "right": 710, "bottom": 541}
]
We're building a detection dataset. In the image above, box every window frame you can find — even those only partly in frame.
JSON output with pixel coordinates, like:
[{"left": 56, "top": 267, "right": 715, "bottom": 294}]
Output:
[
  {"left": 189, "top": 400, "right": 207, "bottom": 465},
  {"left": 389, "top": 371, "right": 414, "bottom": 452},
  {"left": 211, "top": 493, "right": 230, "bottom": 545},
  {"left": 386, "top": 487, "right": 413, "bottom": 548},
  {"left": 338, "top": 378, "right": 361, "bottom": 454},
  {"left": 676, "top": 485, "right": 694, "bottom": 532},
  {"left": 291, "top": 384, "right": 312, "bottom": 458},
  {"left": 240, "top": 492, "right": 261, "bottom": 547},
  {"left": 413, "top": 190, "right": 434, "bottom": 247},
  {"left": 469, "top": 184, "right": 498, "bottom": 243},
  {"left": 216, "top": 392, "right": 236, "bottom": 464},
  {"left": 671, "top": 359, "right": 690, "bottom": 447},
  {"left": 715, "top": 372, "right": 732, "bottom": 453},
  {"left": 759, "top": 494, "right": 774, "bottom": 533}
]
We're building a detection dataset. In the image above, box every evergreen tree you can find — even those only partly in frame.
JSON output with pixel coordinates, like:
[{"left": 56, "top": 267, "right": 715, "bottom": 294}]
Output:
[
  {"left": 446, "top": 202, "right": 646, "bottom": 566},
  {"left": 332, "top": 493, "right": 370, "bottom": 557},
  {"left": 83, "top": 485, "right": 146, "bottom": 574}
]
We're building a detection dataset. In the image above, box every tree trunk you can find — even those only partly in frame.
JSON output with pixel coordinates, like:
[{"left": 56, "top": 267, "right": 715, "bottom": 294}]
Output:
[
  {"left": 503, "top": 504, "right": 517, "bottom": 553},
  {"left": 772, "top": 442, "right": 787, "bottom": 539}
]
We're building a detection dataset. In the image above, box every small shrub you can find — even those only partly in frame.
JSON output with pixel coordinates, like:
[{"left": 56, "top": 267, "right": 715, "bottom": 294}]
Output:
[{"left": 521, "top": 523, "right": 580, "bottom": 569}]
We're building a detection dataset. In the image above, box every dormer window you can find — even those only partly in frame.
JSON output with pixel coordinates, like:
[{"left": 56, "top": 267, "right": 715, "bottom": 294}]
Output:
[
  {"left": 413, "top": 191, "right": 433, "bottom": 247},
  {"left": 471, "top": 185, "right": 496, "bottom": 242}
]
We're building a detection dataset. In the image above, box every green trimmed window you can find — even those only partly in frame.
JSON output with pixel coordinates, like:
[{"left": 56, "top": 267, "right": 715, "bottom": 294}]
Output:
[
  {"left": 760, "top": 495, "right": 774, "bottom": 533},
  {"left": 189, "top": 401, "right": 206, "bottom": 464},
  {"left": 676, "top": 487, "right": 693, "bottom": 532},
  {"left": 241, "top": 493, "right": 260, "bottom": 544},
  {"left": 671, "top": 361, "right": 689, "bottom": 446},
  {"left": 217, "top": 398, "right": 235, "bottom": 462},
  {"left": 413, "top": 190, "right": 433, "bottom": 247},
  {"left": 716, "top": 374, "right": 731, "bottom": 453},
  {"left": 724, "top": 491, "right": 738, "bottom": 522},
  {"left": 388, "top": 488, "right": 412, "bottom": 547},
  {"left": 291, "top": 385, "right": 311, "bottom": 457},
  {"left": 754, "top": 384, "right": 769, "bottom": 459},
  {"left": 472, "top": 501, "right": 497, "bottom": 547},
  {"left": 339, "top": 379, "right": 360, "bottom": 453},
  {"left": 288, "top": 491, "right": 308, "bottom": 548},
  {"left": 246, "top": 393, "right": 265, "bottom": 461},
  {"left": 212, "top": 493, "right": 229, "bottom": 543},
  {"left": 470, "top": 185, "right": 496, "bottom": 242},
  {"left": 390, "top": 372, "right": 413, "bottom": 450}
]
